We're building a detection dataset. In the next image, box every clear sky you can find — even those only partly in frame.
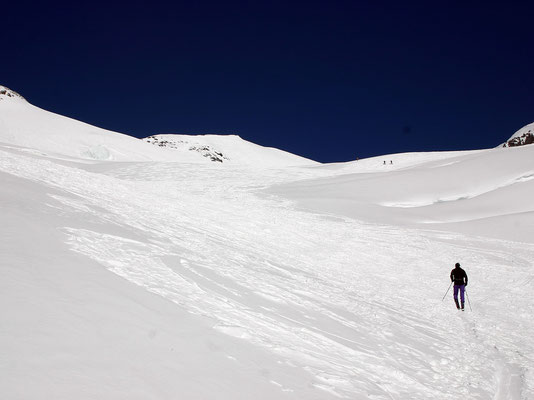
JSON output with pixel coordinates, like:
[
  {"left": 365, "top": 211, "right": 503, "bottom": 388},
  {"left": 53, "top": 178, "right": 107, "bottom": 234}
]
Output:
[{"left": 2, "top": 1, "right": 533, "bottom": 162}]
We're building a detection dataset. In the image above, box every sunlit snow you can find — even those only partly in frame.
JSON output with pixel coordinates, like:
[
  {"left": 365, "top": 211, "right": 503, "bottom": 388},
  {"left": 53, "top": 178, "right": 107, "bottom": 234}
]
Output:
[{"left": 1, "top": 86, "right": 533, "bottom": 399}]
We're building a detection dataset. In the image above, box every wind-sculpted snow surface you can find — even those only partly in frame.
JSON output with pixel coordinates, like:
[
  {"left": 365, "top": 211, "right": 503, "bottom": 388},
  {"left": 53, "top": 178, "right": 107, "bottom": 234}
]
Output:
[{"left": 1, "top": 144, "right": 534, "bottom": 399}]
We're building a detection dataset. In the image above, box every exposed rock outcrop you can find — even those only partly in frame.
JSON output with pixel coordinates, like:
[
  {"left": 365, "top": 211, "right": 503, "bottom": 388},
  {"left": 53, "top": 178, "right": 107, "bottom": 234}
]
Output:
[
  {"left": 503, "top": 131, "right": 534, "bottom": 147},
  {"left": 502, "top": 122, "right": 534, "bottom": 148}
]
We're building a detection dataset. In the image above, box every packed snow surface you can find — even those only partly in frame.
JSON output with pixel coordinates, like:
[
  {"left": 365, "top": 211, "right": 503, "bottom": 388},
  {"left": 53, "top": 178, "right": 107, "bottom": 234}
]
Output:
[{"left": 1, "top": 87, "right": 533, "bottom": 399}]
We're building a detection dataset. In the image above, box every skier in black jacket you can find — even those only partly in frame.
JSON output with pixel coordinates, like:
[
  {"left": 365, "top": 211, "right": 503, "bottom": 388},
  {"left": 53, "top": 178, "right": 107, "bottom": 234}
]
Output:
[{"left": 450, "top": 263, "right": 468, "bottom": 310}]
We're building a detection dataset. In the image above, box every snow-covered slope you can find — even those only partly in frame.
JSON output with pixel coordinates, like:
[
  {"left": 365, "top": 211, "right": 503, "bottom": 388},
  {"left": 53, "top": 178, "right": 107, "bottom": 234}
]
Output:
[
  {"left": 144, "top": 134, "right": 316, "bottom": 167},
  {"left": 0, "top": 86, "right": 188, "bottom": 162},
  {"left": 0, "top": 86, "right": 315, "bottom": 166},
  {"left": 502, "top": 121, "right": 534, "bottom": 147},
  {"left": 0, "top": 86, "right": 26, "bottom": 101},
  {"left": 2, "top": 142, "right": 533, "bottom": 399},
  {"left": 1, "top": 87, "right": 534, "bottom": 399},
  {"left": 269, "top": 145, "right": 534, "bottom": 242}
]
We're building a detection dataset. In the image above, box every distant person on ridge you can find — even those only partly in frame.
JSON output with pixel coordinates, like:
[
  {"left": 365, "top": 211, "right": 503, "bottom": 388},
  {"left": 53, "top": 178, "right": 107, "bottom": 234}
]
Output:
[{"left": 450, "top": 263, "right": 468, "bottom": 310}]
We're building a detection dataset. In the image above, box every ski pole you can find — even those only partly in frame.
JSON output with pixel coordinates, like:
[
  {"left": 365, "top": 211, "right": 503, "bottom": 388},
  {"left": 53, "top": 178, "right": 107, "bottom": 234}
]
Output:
[
  {"left": 442, "top": 282, "right": 453, "bottom": 301},
  {"left": 465, "top": 289, "right": 473, "bottom": 311}
]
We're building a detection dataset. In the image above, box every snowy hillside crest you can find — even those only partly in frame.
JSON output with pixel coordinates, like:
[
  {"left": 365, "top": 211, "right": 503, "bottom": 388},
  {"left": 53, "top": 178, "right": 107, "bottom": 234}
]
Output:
[
  {"left": 0, "top": 86, "right": 315, "bottom": 166},
  {"left": 145, "top": 135, "right": 229, "bottom": 162},
  {"left": 0, "top": 85, "right": 26, "bottom": 102},
  {"left": 142, "top": 133, "right": 316, "bottom": 167}
]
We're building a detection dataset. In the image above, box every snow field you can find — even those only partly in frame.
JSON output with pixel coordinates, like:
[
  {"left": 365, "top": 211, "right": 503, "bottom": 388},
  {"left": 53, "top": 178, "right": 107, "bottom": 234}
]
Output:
[
  {"left": 1, "top": 144, "right": 533, "bottom": 399},
  {"left": 270, "top": 145, "right": 534, "bottom": 242}
]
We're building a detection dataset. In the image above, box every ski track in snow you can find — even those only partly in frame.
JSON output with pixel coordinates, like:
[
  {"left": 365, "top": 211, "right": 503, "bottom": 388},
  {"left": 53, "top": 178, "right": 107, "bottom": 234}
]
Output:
[{"left": 1, "top": 147, "right": 533, "bottom": 399}]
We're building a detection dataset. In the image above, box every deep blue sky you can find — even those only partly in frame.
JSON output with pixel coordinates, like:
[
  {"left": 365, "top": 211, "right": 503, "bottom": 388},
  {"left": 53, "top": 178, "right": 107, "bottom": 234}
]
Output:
[{"left": 2, "top": 1, "right": 533, "bottom": 162}]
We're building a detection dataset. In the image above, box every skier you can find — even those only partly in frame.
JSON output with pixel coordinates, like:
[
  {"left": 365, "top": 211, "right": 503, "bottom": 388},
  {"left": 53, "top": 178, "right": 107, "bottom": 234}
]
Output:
[{"left": 450, "top": 262, "right": 468, "bottom": 310}]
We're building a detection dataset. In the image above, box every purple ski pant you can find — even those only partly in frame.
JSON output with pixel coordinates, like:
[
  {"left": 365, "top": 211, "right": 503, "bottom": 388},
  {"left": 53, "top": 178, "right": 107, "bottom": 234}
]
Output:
[{"left": 453, "top": 284, "right": 465, "bottom": 303}]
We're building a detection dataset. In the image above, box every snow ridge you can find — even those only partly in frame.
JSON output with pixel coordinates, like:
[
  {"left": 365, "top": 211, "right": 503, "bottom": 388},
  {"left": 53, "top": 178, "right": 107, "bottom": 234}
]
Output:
[
  {"left": 0, "top": 85, "right": 26, "bottom": 102},
  {"left": 145, "top": 135, "right": 229, "bottom": 162},
  {"left": 143, "top": 133, "right": 317, "bottom": 167},
  {"left": 0, "top": 86, "right": 316, "bottom": 166}
]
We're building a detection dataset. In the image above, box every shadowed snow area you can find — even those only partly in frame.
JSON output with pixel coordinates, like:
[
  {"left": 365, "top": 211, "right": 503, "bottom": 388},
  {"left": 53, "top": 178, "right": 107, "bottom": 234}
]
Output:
[{"left": 1, "top": 87, "right": 533, "bottom": 399}]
